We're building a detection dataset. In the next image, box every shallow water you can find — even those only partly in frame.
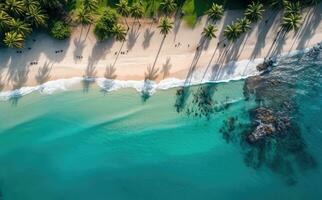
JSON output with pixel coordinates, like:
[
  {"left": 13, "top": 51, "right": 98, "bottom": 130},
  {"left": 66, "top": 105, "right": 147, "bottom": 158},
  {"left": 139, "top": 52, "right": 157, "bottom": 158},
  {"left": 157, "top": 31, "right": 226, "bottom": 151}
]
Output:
[{"left": 0, "top": 48, "right": 322, "bottom": 199}]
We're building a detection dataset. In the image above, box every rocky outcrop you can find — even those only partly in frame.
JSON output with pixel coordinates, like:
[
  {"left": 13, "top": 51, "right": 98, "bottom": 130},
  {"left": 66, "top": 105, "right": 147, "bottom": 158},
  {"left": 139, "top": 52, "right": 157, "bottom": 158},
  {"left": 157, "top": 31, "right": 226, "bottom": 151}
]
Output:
[
  {"left": 256, "top": 57, "right": 277, "bottom": 74},
  {"left": 247, "top": 107, "right": 291, "bottom": 143}
]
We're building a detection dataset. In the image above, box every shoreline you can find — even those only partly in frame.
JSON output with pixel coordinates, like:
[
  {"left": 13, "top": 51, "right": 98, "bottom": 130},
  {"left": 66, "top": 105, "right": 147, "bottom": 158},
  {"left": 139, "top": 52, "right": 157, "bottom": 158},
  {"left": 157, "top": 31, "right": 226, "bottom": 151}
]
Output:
[
  {"left": 1, "top": 5, "right": 322, "bottom": 92},
  {"left": 0, "top": 43, "right": 319, "bottom": 101}
]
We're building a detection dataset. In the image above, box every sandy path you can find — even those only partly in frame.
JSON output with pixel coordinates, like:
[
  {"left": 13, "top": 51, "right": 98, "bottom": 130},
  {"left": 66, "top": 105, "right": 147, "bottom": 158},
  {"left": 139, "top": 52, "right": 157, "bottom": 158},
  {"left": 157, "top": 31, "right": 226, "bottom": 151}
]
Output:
[{"left": 0, "top": 4, "right": 321, "bottom": 91}]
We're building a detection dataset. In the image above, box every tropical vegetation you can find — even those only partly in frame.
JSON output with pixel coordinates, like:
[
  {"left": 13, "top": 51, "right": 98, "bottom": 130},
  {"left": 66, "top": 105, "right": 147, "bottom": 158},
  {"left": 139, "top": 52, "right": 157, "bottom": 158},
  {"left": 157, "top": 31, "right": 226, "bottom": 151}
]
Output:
[
  {"left": 0, "top": 0, "right": 69, "bottom": 48},
  {"left": 159, "top": 0, "right": 177, "bottom": 16},
  {"left": 224, "top": 23, "right": 242, "bottom": 42},
  {"left": 202, "top": 24, "right": 217, "bottom": 40},
  {"left": 50, "top": 20, "right": 71, "bottom": 40},
  {"left": 244, "top": 1, "right": 265, "bottom": 23},
  {"left": 0, "top": 0, "right": 319, "bottom": 48},
  {"left": 205, "top": 3, "right": 224, "bottom": 22}
]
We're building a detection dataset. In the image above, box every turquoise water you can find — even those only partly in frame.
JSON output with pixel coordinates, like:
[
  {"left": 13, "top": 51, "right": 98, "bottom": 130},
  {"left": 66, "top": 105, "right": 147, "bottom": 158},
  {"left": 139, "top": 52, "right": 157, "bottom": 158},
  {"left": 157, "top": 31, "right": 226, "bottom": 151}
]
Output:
[{"left": 0, "top": 49, "right": 322, "bottom": 199}]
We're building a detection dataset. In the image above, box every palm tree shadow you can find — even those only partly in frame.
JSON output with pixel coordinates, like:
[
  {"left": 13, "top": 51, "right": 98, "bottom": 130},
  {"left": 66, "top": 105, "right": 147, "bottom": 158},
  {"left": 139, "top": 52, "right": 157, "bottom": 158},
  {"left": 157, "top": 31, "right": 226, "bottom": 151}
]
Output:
[
  {"left": 127, "top": 26, "right": 140, "bottom": 50},
  {"left": 296, "top": 5, "right": 322, "bottom": 50},
  {"left": 0, "top": 71, "right": 4, "bottom": 92},
  {"left": 161, "top": 57, "right": 172, "bottom": 79},
  {"left": 174, "top": 35, "right": 206, "bottom": 112},
  {"left": 101, "top": 65, "right": 117, "bottom": 93},
  {"left": 9, "top": 68, "right": 29, "bottom": 106},
  {"left": 104, "top": 65, "right": 117, "bottom": 80},
  {"left": 203, "top": 38, "right": 211, "bottom": 50},
  {"left": 82, "top": 57, "right": 97, "bottom": 93},
  {"left": 145, "top": 64, "right": 159, "bottom": 81},
  {"left": 73, "top": 38, "right": 86, "bottom": 62},
  {"left": 173, "top": 13, "right": 182, "bottom": 42},
  {"left": 141, "top": 65, "right": 159, "bottom": 102},
  {"left": 142, "top": 28, "right": 155, "bottom": 49},
  {"left": 250, "top": 9, "right": 279, "bottom": 60},
  {"left": 35, "top": 62, "right": 53, "bottom": 85}
]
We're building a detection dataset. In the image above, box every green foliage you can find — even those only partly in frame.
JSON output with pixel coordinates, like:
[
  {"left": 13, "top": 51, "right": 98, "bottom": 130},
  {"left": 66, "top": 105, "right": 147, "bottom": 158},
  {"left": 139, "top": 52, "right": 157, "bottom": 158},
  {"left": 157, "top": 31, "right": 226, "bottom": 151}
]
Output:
[
  {"left": 224, "top": 22, "right": 242, "bottom": 42},
  {"left": 0, "top": 0, "right": 69, "bottom": 48},
  {"left": 94, "top": 8, "right": 118, "bottom": 41},
  {"left": 159, "top": 0, "right": 177, "bottom": 16},
  {"left": 116, "top": 0, "right": 130, "bottom": 18},
  {"left": 76, "top": 6, "right": 92, "bottom": 25},
  {"left": 236, "top": 17, "right": 251, "bottom": 33},
  {"left": 50, "top": 20, "right": 71, "bottom": 39},
  {"left": 244, "top": 1, "right": 264, "bottom": 23},
  {"left": 205, "top": 3, "right": 224, "bottom": 22},
  {"left": 112, "top": 24, "right": 127, "bottom": 41},
  {"left": 23, "top": 0, "right": 41, "bottom": 10},
  {"left": 2, "top": 0, "right": 25, "bottom": 17},
  {"left": 26, "top": 5, "right": 48, "bottom": 27},
  {"left": 285, "top": 1, "right": 301, "bottom": 16},
  {"left": 9, "top": 18, "right": 32, "bottom": 36},
  {"left": 3, "top": 31, "right": 24, "bottom": 48},
  {"left": 0, "top": 10, "right": 12, "bottom": 32},
  {"left": 270, "top": 0, "right": 288, "bottom": 10},
  {"left": 202, "top": 24, "right": 217, "bottom": 39},
  {"left": 130, "top": 1, "right": 144, "bottom": 21},
  {"left": 158, "top": 17, "right": 173, "bottom": 36},
  {"left": 282, "top": 13, "right": 302, "bottom": 32},
  {"left": 83, "top": 0, "right": 98, "bottom": 12},
  {"left": 280, "top": 1, "right": 303, "bottom": 33}
]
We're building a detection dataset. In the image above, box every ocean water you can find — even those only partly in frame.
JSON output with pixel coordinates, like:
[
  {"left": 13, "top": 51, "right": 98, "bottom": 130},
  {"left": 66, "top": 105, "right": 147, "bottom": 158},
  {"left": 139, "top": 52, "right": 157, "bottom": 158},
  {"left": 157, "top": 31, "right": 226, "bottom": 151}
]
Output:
[{"left": 0, "top": 46, "right": 322, "bottom": 199}]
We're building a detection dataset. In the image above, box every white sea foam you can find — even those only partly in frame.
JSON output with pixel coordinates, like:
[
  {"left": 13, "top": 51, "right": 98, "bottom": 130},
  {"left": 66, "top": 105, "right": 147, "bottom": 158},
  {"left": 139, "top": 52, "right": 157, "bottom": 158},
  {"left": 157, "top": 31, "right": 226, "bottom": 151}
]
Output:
[
  {"left": 0, "top": 77, "right": 82, "bottom": 101},
  {"left": 1, "top": 44, "right": 320, "bottom": 101}
]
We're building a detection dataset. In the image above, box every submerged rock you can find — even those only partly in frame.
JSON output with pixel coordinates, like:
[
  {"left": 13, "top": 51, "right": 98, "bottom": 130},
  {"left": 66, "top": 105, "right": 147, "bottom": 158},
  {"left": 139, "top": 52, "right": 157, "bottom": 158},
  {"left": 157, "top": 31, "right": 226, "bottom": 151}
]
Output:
[
  {"left": 248, "top": 124, "right": 275, "bottom": 143},
  {"left": 247, "top": 106, "right": 293, "bottom": 143},
  {"left": 256, "top": 57, "right": 277, "bottom": 74},
  {"left": 247, "top": 107, "right": 277, "bottom": 143}
]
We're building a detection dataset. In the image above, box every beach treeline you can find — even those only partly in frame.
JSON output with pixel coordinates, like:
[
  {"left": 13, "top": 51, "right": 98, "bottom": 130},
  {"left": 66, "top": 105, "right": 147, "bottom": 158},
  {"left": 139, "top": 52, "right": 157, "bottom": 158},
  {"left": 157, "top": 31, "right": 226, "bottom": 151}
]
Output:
[{"left": 0, "top": 0, "right": 320, "bottom": 48}]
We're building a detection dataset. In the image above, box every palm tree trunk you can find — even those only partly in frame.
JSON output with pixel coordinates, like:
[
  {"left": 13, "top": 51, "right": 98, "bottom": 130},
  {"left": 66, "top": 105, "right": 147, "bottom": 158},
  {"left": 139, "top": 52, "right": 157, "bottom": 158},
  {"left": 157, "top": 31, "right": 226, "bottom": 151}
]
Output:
[
  {"left": 201, "top": 46, "right": 219, "bottom": 82},
  {"left": 137, "top": 18, "right": 141, "bottom": 27},
  {"left": 79, "top": 25, "right": 84, "bottom": 39},
  {"left": 218, "top": 38, "right": 227, "bottom": 45},
  {"left": 85, "top": 24, "right": 92, "bottom": 40},
  {"left": 112, "top": 40, "right": 125, "bottom": 68},
  {"left": 124, "top": 18, "right": 129, "bottom": 29},
  {"left": 152, "top": 35, "right": 166, "bottom": 71}
]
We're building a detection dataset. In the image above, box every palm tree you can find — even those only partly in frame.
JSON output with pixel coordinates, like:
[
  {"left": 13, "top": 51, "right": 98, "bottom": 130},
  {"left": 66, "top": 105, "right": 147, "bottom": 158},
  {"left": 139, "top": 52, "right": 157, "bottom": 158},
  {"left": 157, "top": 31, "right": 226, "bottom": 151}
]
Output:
[
  {"left": 112, "top": 24, "right": 127, "bottom": 67},
  {"left": 131, "top": 1, "right": 144, "bottom": 25},
  {"left": 202, "top": 24, "right": 217, "bottom": 40},
  {"left": 224, "top": 23, "right": 242, "bottom": 42},
  {"left": 26, "top": 6, "right": 48, "bottom": 27},
  {"left": 23, "top": 0, "right": 40, "bottom": 10},
  {"left": 9, "top": 18, "right": 32, "bottom": 36},
  {"left": 244, "top": 1, "right": 264, "bottom": 23},
  {"left": 3, "top": 31, "right": 25, "bottom": 48},
  {"left": 159, "top": 0, "right": 177, "bottom": 17},
  {"left": 83, "top": 0, "right": 98, "bottom": 13},
  {"left": 116, "top": 0, "right": 130, "bottom": 28},
  {"left": 76, "top": 6, "right": 92, "bottom": 26},
  {"left": 158, "top": 17, "right": 173, "bottom": 36},
  {"left": 151, "top": 17, "right": 173, "bottom": 70},
  {"left": 282, "top": 13, "right": 302, "bottom": 32},
  {"left": 2, "top": 0, "right": 25, "bottom": 17},
  {"left": 270, "top": 0, "right": 288, "bottom": 10},
  {"left": 236, "top": 17, "right": 251, "bottom": 33},
  {"left": 285, "top": 1, "right": 301, "bottom": 16},
  {"left": 113, "top": 24, "right": 127, "bottom": 41},
  {"left": 205, "top": 3, "right": 224, "bottom": 22},
  {"left": 0, "top": 10, "right": 12, "bottom": 32},
  {"left": 39, "top": 0, "right": 63, "bottom": 8}
]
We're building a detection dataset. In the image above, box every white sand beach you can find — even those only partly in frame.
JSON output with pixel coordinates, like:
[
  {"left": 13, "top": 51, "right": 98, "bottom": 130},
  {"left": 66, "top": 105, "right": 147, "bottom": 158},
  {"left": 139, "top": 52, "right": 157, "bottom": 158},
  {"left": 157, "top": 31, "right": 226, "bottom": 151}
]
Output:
[{"left": 0, "top": 4, "right": 322, "bottom": 91}]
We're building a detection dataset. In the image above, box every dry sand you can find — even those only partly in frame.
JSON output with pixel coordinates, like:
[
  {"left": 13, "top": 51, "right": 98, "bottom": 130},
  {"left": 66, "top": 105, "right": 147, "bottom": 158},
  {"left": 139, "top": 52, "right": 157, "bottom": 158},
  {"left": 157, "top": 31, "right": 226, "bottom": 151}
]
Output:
[{"left": 0, "top": 5, "right": 321, "bottom": 91}]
